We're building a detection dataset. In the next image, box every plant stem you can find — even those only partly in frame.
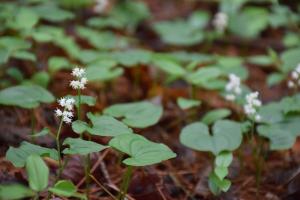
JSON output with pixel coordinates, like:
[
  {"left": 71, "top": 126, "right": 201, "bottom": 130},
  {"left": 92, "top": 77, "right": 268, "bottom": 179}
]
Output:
[
  {"left": 84, "top": 153, "right": 91, "bottom": 198},
  {"left": 56, "top": 117, "right": 64, "bottom": 178},
  {"left": 31, "top": 109, "right": 36, "bottom": 142},
  {"left": 117, "top": 165, "right": 133, "bottom": 200},
  {"left": 77, "top": 89, "right": 81, "bottom": 121},
  {"left": 90, "top": 174, "right": 117, "bottom": 200}
]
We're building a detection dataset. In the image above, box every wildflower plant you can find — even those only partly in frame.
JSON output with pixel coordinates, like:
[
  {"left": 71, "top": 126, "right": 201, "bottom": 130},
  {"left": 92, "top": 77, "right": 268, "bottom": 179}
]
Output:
[
  {"left": 212, "top": 12, "right": 228, "bottom": 33},
  {"left": 225, "top": 73, "right": 242, "bottom": 101},
  {"left": 287, "top": 63, "right": 300, "bottom": 90},
  {"left": 243, "top": 91, "right": 262, "bottom": 122}
]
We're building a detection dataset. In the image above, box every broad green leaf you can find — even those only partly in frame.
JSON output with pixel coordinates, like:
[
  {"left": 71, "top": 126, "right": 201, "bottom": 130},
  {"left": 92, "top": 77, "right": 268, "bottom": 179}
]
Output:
[
  {"left": 267, "top": 73, "right": 285, "bottom": 86},
  {"left": 109, "top": 134, "right": 176, "bottom": 166},
  {"left": 247, "top": 55, "right": 274, "bottom": 66},
  {"left": 0, "top": 36, "right": 31, "bottom": 52},
  {"left": 217, "top": 57, "right": 248, "bottom": 80},
  {"left": 15, "top": 8, "right": 39, "bottom": 30},
  {"left": 72, "top": 120, "right": 89, "bottom": 134},
  {"left": 177, "top": 97, "right": 201, "bottom": 110},
  {"left": 26, "top": 155, "right": 49, "bottom": 192},
  {"left": 0, "top": 85, "right": 54, "bottom": 109},
  {"left": 215, "top": 152, "right": 233, "bottom": 167},
  {"left": 49, "top": 180, "right": 87, "bottom": 200},
  {"left": 279, "top": 95, "right": 300, "bottom": 114},
  {"left": 48, "top": 57, "right": 71, "bottom": 73},
  {"left": 33, "top": 3, "right": 74, "bottom": 22},
  {"left": 31, "top": 71, "right": 50, "bottom": 88},
  {"left": 6, "top": 141, "right": 58, "bottom": 167},
  {"left": 229, "top": 7, "right": 269, "bottom": 38},
  {"left": 87, "top": 113, "right": 133, "bottom": 137},
  {"left": 0, "top": 184, "right": 35, "bottom": 199},
  {"left": 6, "top": 67, "right": 24, "bottom": 82},
  {"left": 180, "top": 120, "right": 242, "bottom": 155},
  {"left": 257, "top": 125, "right": 295, "bottom": 150},
  {"left": 201, "top": 109, "right": 232, "bottom": 125},
  {"left": 208, "top": 172, "right": 231, "bottom": 195},
  {"left": 280, "top": 47, "right": 300, "bottom": 72},
  {"left": 86, "top": 65, "right": 123, "bottom": 82},
  {"left": 63, "top": 138, "right": 107, "bottom": 155},
  {"left": 104, "top": 101, "right": 163, "bottom": 128},
  {"left": 257, "top": 103, "right": 284, "bottom": 124},
  {"left": 214, "top": 166, "right": 228, "bottom": 180},
  {"left": 152, "top": 56, "right": 186, "bottom": 76},
  {"left": 12, "top": 51, "right": 36, "bottom": 62}
]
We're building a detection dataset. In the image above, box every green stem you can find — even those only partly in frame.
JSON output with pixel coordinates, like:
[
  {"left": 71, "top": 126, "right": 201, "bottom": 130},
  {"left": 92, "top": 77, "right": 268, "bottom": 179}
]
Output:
[
  {"left": 56, "top": 117, "right": 64, "bottom": 178},
  {"left": 117, "top": 166, "right": 133, "bottom": 200},
  {"left": 77, "top": 89, "right": 81, "bottom": 121},
  {"left": 31, "top": 109, "right": 36, "bottom": 142},
  {"left": 84, "top": 153, "right": 91, "bottom": 198}
]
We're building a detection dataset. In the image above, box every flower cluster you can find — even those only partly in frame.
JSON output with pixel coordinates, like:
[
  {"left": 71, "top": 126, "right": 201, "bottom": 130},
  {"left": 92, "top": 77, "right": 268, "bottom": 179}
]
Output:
[
  {"left": 70, "top": 67, "right": 87, "bottom": 90},
  {"left": 225, "top": 74, "right": 242, "bottom": 101},
  {"left": 55, "top": 97, "right": 75, "bottom": 123},
  {"left": 212, "top": 12, "right": 228, "bottom": 32},
  {"left": 287, "top": 64, "right": 300, "bottom": 89},
  {"left": 243, "top": 92, "right": 262, "bottom": 122}
]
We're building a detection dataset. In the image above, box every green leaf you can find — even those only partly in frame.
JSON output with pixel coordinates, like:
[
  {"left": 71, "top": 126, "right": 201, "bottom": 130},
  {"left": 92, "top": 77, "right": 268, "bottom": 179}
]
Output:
[
  {"left": 214, "top": 166, "right": 228, "bottom": 180},
  {"left": 201, "top": 109, "right": 232, "bottom": 125},
  {"left": 12, "top": 51, "right": 36, "bottom": 61},
  {"left": 215, "top": 152, "right": 233, "bottom": 168},
  {"left": 257, "top": 102, "right": 284, "bottom": 124},
  {"left": 104, "top": 101, "right": 163, "bottom": 128},
  {"left": 257, "top": 125, "right": 295, "bottom": 150},
  {"left": 267, "top": 73, "right": 285, "bottom": 87},
  {"left": 49, "top": 180, "right": 87, "bottom": 200},
  {"left": 32, "top": 128, "right": 50, "bottom": 137},
  {"left": 63, "top": 138, "right": 107, "bottom": 155},
  {"left": 109, "top": 134, "right": 176, "bottom": 166},
  {"left": 0, "top": 36, "right": 31, "bottom": 52},
  {"left": 279, "top": 95, "right": 300, "bottom": 114},
  {"left": 6, "top": 67, "right": 24, "bottom": 82},
  {"left": 87, "top": 114, "right": 133, "bottom": 137},
  {"left": 15, "top": 8, "right": 39, "bottom": 30},
  {"left": 33, "top": 3, "right": 74, "bottom": 22},
  {"left": 229, "top": 7, "right": 269, "bottom": 38},
  {"left": 177, "top": 97, "right": 201, "bottom": 110},
  {"left": 152, "top": 56, "right": 186, "bottom": 76},
  {"left": 6, "top": 141, "right": 58, "bottom": 167},
  {"left": 247, "top": 55, "right": 274, "bottom": 66},
  {"left": 0, "top": 184, "right": 35, "bottom": 199},
  {"left": 180, "top": 120, "right": 242, "bottom": 155},
  {"left": 48, "top": 56, "right": 71, "bottom": 73},
  {"left": 26, "top": 155, "right": 49, "bottom": 192},
  {"left": 31, "top": 71, "right": 50, "bottom": 88},
  {"left": 72, "top": 120, "right": 89, "bottom": 134},
  {"left": 280, "top": 47, "right": 300, "bottom": 72},
  {"left": 0, "top": 85, "right": 54, "bottom": 109},
  {"left": 208, "top": 172, "right": 231, "bottom": 195},
  {"left": 86, "top": 64, "right": 123, "bottom": 82}
]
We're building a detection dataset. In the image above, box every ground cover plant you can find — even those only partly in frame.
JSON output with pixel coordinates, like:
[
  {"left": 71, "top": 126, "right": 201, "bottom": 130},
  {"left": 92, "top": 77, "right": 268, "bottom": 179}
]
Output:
[{"left": 0, "top": 0, "right": 300, "bottom": 199}]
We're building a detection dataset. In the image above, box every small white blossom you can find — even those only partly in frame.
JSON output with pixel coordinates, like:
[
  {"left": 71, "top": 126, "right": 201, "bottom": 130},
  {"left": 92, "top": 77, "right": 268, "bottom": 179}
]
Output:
[
  {"left": 213, "top": 12, "right": 228, "bottom": 32},
  {"left": 70, "top": 67, "right": 87, "bottom": 90},
  {"left": 71, "top": 67, "right": 85, "bottom": 78},
  {"left": 287, "top": 63, "right": 300, "bottom": 88},
  {"left": 225, "top": 74, "right": 242, "bottom": 101},
  {"left": 55, "top": 97, "right": 75, "bottom": 124},
  {"left": 244, "top": 91, "right": 262, "bottom": 121}
]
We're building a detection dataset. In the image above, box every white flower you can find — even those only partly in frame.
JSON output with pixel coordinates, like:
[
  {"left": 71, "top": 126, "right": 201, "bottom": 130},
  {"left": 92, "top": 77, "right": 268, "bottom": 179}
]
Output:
[
  {"left": 288, "top": 80, "right": 295, "bottom": 88},
  {"left": 225, "top": 74, "right": 241, "bottom": 101},
  {"left": 244, "top": 91, "right": 262, "bottom": 121},
  {"left": 213, "top": 12, "right": 228, "bottom": 32},
  {"left": 71, "top": 67, "right": 85, "bottom": 78},
  {"left": 55, "top": 109, "right": 63, "bottom": 117},
  {"left": 55, "top": 97, "right": 75, "bottom": 124},
  {"left": 70, "top": 67, "right": 87, "bottom": 90},
  {"left": 288, "top": 63, "right": 300, "bottom": 89}
]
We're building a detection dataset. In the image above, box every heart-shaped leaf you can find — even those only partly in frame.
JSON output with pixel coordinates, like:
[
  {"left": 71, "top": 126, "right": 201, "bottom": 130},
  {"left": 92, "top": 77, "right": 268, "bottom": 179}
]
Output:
[
  {"left": 0, "top": 85, "right": 54, "bottom": 109},
  {"left": 87, "top": 113, "right": 133, "bottom": 137},
  {"left": 104, "top": 101, "right": 163, "bottom": 128},
  {"left": 109, "top": 134, "right": 176, "bottom": 166},
  {"left": 180, "top": 120, "right": 242, "bottom": 155},
  {"left": 72, "top": 120, "right": 89, "bottom": 134},
  {"left": 63, "top": 138, "right": 107, "bottom": 155},
  {"left": 26, "top": 155, "right": 49, "bottom": 192},
  {"left": 6, "top": 141, "right": 59, "bottom": 167},
  {"left": 208, "top": 172, "right": 231, "bottom": 195}
]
